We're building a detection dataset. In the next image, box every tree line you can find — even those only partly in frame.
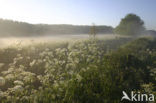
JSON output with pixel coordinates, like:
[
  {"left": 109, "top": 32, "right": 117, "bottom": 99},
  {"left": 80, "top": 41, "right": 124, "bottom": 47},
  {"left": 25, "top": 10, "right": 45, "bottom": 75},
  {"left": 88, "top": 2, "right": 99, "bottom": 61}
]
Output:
[{"left": 0, "top": 19, "right": 113, "bottom": 37}]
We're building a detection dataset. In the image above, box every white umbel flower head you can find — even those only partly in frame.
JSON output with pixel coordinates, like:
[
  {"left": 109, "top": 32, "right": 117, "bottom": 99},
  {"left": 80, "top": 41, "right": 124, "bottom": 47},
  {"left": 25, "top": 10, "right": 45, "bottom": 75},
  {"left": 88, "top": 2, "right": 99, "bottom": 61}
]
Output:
[
  {"left": 30, "top": 60, "right": 36, "bottom": 67},
  {"left": 13, "top": 85, "right": 23, "bottom": 92},
  {"left": 14, "top": 80, "right": 24, "bottom": 86}
]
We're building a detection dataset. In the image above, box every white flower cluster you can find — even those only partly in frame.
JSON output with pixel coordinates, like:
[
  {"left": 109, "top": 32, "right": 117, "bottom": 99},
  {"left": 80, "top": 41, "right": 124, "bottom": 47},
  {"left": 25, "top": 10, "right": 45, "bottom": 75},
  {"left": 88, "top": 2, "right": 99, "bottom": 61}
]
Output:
[{"left": 0, "top": 39, "right": 111, "bottom": 102}]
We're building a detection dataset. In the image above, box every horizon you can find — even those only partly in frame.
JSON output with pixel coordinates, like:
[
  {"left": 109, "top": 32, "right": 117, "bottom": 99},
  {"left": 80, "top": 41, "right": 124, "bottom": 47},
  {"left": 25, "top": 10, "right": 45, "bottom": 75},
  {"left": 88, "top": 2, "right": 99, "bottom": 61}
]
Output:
[{"left": 0, "top": 0, "right": 156, "bottom": 30}]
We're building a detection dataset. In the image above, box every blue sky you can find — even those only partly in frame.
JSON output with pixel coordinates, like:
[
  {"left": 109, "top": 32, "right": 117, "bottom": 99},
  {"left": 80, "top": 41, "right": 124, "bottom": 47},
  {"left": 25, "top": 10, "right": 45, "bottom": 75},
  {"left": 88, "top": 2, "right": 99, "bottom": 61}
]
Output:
[{"left": 0, "top": 0, "right": 156, "bottom": 30}]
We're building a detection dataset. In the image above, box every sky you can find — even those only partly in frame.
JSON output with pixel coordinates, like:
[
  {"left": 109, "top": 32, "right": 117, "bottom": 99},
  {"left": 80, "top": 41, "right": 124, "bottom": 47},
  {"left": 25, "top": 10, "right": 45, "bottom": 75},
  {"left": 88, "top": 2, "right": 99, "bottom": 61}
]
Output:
[{"left": 0, "top": 0, "right": 156, "bottom": 30}]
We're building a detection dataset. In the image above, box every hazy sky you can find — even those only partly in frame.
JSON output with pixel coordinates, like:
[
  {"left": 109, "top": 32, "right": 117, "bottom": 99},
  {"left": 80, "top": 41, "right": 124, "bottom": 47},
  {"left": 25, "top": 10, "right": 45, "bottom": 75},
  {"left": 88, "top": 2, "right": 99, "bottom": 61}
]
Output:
[{"left": 0, "top": 0, "right": 156, "bottom": 30}]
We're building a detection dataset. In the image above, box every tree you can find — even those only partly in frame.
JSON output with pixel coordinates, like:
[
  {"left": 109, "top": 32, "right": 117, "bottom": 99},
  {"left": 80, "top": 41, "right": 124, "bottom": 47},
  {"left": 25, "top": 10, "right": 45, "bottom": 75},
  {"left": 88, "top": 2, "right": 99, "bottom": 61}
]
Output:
[
  {"left": 115, "top": 13, "right": 145, "bottom": 36},
  {"left": 90, "top": 23, "right": 96, "bottom": 38}
]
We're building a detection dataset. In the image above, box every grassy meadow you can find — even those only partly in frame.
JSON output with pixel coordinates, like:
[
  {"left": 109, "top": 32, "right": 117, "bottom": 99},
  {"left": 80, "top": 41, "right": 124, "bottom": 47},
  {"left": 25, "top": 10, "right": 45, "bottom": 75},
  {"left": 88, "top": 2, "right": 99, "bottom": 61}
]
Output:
[{"left": 0, "top": 35, "right": 155, "bottom": 103}]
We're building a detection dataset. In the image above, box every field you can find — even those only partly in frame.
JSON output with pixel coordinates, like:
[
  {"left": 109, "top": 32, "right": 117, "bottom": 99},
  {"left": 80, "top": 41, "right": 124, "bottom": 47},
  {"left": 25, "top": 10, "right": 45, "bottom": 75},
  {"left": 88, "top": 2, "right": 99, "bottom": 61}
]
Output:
[
  {"left": 0, "top": 34, "right": 117, "bottom": 48},
  {"left": 0, "top": 35, "right": 155, "bottom": 103}
]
